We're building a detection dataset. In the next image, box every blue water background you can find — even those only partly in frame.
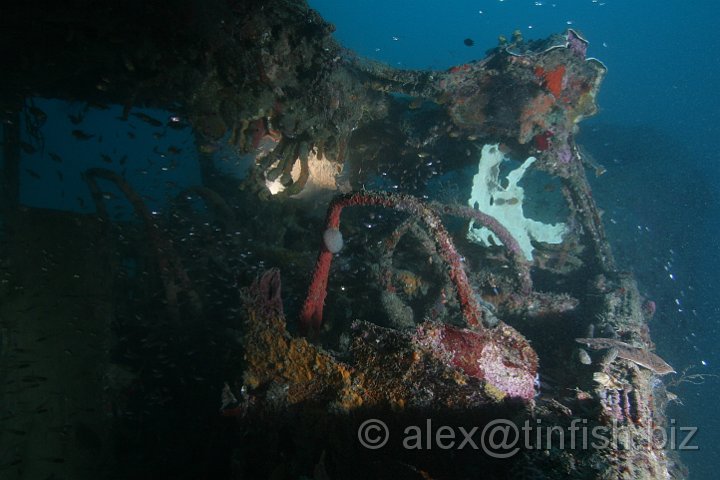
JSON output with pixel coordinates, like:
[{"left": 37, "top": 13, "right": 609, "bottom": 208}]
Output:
[{"left": 309, "top": 0, "right": 719, "bottom": 477}]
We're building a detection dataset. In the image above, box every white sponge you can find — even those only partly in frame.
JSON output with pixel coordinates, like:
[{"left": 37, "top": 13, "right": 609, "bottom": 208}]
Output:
[
  {"left": 467, "top": 144, "right": 566, "bottom": 261},
  {"left": 323, "top": 227, "right": 344, "bottom": 253}
]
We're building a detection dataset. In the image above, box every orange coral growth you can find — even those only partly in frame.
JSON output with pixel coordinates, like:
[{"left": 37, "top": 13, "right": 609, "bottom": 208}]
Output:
[
  {"left": 545, "top": 65, "right": 566, "bottom": 97},
  {"left": 243, "top": 309, "right": 364, "bottom": 409},
  {"left": 449, "top": 63, "right": 471, "bottom": 74},
  {"left": 535, "top": 65, "right": 566, "bottom": 98}
]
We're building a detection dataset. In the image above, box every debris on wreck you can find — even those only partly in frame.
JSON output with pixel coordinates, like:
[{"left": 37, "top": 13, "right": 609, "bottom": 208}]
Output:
[
  {"left": 243, "top": 268, "right": 536, "bottom": 408},
  {"left": 227, "top": 27, "right": 683, "bottom": 479},
  {"left": 296, "top": 191, "right": 539, "bottom": 398}
]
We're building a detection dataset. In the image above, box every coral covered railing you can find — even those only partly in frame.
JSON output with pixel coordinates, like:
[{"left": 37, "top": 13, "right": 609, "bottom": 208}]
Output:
[{"left": 299, "top": 191, "right": 531, "bottom": 334}]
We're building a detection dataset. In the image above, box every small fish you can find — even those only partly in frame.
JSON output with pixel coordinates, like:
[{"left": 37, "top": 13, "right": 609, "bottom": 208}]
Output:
[
  {"left": 68, "top": 112, "right": 84, "bottom": 125},
  {"left": 120, "top": 56, "right": 136, "bottom": 74},
  {"left": 132, "top": 112, "right": 163, "bottom": 127},
  {"left": 408, "top": 98, "right": 423, "bottom": 110},
  {"left": 20, "top": 141, "right": 37, "bottom": 154},
  {"left": 494, "top": 197, "right": 519, "bottom": 206},
  {"left": 24, "top": 168, "right": 41, "bottom": 179},
  {"left": 463, "top": 38, "right": 475, "bottom": 47},
  {"left": 40, "top": 457, "right": 65, "bottom": 463},
  {"left": 167, "top": 146, "right": 182, "bottom": 155},
  {"left": 100, "top": 154, "right": 113, "bottom": 164},
  {"left": 72, "top": 129, "right": 94, "bottom": 140},
  {"left": 121, "top": 101, "right": 132, "bottom": 120},
  {"left": 167, "top": 115, "right": 188, "bottom": 129},
  {"left": 49, "top": 152, "right": 63, "bottom": 163},
  {"left": 57, "top": 171, "right": 63, "bottom": 181},
  {"left": 199, "top": 144, "right": 217, "bottom": 154},
  {"left": 87, "top": 101, "right": 110, "bottom": 110},
  {"left": 28, "top": 106, "right": 47, "bottom": 125},
  {"left": 127, "top": 131, "right": 136, "bottom": 139}
]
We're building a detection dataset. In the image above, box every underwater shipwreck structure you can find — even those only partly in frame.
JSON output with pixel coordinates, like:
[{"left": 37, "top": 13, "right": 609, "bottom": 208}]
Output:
[{"left": 0, "top": 0, "right": 685, "bottom": 479}]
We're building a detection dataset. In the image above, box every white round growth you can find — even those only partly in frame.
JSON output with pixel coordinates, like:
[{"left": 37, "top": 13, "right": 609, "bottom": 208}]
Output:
[{"left": 323, "top": 227, "right": 344, "bottom": 253}]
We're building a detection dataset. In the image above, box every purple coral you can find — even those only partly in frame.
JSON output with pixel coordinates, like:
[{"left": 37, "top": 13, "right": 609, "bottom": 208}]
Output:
[
  {"left": 566, "top": 29, "right": 588, "bottom": 58},
  {"left": 556, "top": 144, "right": 574, "bottom": 164}
]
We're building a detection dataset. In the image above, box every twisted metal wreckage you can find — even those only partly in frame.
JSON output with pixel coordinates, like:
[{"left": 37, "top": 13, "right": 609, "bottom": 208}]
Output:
[{"left": 0, "top": 0, "right": 685, "bottom": 478}]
